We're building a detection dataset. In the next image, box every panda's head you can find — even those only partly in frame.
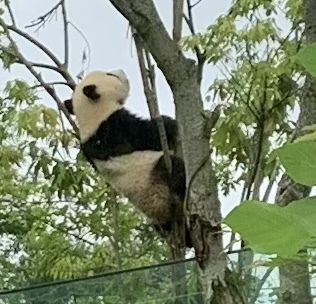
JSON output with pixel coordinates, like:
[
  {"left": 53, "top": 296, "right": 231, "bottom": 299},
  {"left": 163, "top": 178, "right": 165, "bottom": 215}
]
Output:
[{"left": 64, "top": 69, "right": 130, "bottom": 142}]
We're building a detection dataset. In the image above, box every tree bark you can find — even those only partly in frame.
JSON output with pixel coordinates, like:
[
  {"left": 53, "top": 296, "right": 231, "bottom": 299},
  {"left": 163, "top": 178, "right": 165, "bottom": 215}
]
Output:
[
  {"left": 274, "top": 0, "right": 316, "bottom": 302},
  {"left": 108, "top": 0, "right": 246, "bottom": 302}
]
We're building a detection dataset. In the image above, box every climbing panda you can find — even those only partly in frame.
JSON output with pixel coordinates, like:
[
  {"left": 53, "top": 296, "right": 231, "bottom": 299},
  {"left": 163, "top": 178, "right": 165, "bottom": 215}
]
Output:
[{"left": 64, "top": 69, "right": 192, "bottom": 247}]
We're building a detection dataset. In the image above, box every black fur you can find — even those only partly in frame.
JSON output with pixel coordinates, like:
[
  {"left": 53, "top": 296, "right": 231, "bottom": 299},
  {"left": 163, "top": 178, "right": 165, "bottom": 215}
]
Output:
[
  {"left": 153, "top": 155, "right": 186, "bottom": 202},
  {"left": 64, "top": 98, "right": 192, "bottom": 248},
  {"left": 83, "top": 85, "right": 101, "bottom": 100},
  {"left": 80, "top": 108, "right": 178, "bottom": 163},
  {"left": 64, "top": 99, "right": 74, "bottom": 115},
  {"left": 152, "top": 156, "right": 192, "bottom": 248}
]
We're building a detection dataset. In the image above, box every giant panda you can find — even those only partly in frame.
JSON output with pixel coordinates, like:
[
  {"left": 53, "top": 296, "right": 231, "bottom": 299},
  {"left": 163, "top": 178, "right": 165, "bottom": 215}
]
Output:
[{"left": 63, "top": 69, "right": 192, "bottom": 248}]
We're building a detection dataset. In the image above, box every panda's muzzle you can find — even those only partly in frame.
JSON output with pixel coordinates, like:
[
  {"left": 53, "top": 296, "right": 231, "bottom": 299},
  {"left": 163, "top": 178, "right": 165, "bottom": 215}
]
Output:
[{"left": 83, "top": 85, "right": 101, "bottom": 101}]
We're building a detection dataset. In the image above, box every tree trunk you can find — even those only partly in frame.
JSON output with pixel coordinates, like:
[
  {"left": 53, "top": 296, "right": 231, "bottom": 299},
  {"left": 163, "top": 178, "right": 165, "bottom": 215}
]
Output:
[
  {"left": 274, "top": 0, "right": 316, "bottom": 302},
  {"left": 108, "top": 0, "right": 247, "bottom": 302},
  {"left": 275, "top": 176, "right": 312, "bottom": 304}
]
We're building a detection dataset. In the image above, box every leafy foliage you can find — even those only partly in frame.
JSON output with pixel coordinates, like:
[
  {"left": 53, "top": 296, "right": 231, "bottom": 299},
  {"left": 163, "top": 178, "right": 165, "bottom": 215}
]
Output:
[
  {"left": 225, "top": 198, "right": 316, "bottom": 257},
  {"left": 0, "top": 76, "right": 167, "bottom": 291},
  {"left": 224, "top": 44, "right": 316, "bottom": 259},
  {"left": 277, "top": 141, "right": 316, "bottom": 186},
  {"left": 181, "top": 0, "right": 304, "bottom": 197},
  {"left": 295, "top": 43, "right": 316, "bottom": 78}
]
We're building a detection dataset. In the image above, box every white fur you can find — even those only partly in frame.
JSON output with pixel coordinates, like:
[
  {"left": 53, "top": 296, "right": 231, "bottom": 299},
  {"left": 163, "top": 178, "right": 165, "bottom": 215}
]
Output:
[
  {"left": 108, "top": 69, "right": 130, "bottom": 89},
  {"left": 94, "top": 151, "right": 172, "bottom": 224},
  {"left": 72, "top": 70, "right": 130, "bottom": 142}
]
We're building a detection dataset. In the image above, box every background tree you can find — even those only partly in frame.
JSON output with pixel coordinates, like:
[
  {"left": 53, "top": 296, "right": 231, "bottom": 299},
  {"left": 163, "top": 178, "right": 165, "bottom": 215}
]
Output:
[{"left": 180, "top": 0, "right": 306, "bottom": 302}]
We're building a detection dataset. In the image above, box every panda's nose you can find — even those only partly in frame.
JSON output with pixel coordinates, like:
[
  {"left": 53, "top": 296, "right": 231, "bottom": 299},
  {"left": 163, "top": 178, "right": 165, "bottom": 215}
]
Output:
[{"left": 83, "top": 85, "right": 100, "bottom": 100}]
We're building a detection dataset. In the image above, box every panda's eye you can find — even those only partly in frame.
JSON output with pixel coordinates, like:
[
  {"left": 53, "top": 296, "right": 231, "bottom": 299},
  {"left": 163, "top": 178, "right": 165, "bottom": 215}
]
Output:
[{"left": 106, "top": 73, "right": 119, "bottom": 79}]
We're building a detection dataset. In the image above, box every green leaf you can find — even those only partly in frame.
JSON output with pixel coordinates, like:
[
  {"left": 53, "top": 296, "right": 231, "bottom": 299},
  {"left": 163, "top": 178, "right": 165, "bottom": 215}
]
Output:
[
  {"left": 294, "top": 131, "right": 316, "bottom": 143},
  {"left": 302, "top": 124, "right": 316, "bottom": 132},
  {"left": 286, "top": 197, "right": 316, "bottom": 234},
  {"left": 295, "top": 43, "right": 316, "bottom": 78},
  {"left": 277, "top": 141, "right": 316, "bottom": 186},
  {"left": 224, "top": 200, "right": 312, "bottom": 257}
]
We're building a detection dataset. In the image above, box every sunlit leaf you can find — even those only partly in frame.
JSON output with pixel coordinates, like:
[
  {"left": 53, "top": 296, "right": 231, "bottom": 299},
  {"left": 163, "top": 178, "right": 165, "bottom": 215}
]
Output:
[
  {"left": 277, "top": 141, "right": 316, "bottom": 186},
  {"left": 224, "top": 200, "right": 313, "bottom": 256},
  {"left": 295, "top": 43, "right": 316, "bottom": 78},
  {"left": 286, "top": 197, "right": 316, "bottom": 234}
]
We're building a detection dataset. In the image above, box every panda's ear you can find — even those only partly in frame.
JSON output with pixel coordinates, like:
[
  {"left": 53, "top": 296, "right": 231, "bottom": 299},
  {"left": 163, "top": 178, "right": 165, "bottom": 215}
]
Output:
[{"left": 64, "top": 99, "right": 74, "bottom": 115}]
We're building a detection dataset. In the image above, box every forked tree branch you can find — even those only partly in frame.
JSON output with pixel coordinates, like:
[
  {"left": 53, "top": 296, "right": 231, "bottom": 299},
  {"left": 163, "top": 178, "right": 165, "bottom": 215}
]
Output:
[
  {"left": 30, "top": 81, "right": 71, "bottom": 90},
  {"left": 183, "top": 0, "right": 206, "bottom": 83},
  {"left": 25, "top": 0, "right": 63, "bottom": 30}
]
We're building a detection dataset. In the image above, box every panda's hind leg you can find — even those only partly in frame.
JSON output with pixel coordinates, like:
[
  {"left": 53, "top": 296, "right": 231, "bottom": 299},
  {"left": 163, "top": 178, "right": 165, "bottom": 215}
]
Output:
[
  {"left": 153, "top": 154, "right": 186, "bottom": 207},
  {"left": 153, "top": 222, "right": 193, "bottom": 248},
  {"left": 152, "top": 154, "right": 193, "bottom": 247}
]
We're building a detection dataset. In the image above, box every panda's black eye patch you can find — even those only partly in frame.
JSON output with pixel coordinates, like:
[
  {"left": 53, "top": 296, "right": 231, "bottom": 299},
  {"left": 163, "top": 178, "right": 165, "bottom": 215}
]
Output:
[
  {"left": 106, "top": 73, "right": 120, "bottom": 79},
  {"left": 64, "top": 99, "right": 74, "bottom": 114},
  {"left": 83, "top": 85, "right": 100, "bottom": 100}
]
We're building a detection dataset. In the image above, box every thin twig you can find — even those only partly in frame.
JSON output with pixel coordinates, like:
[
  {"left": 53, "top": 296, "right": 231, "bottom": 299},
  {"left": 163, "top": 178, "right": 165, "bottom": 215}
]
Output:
[
  {"left": 262, "top": 162, "right": 279, "bottom": 202},
  {"left": 271, "top": 25, "right": 299, "bottom": 62},
  {"left": 68, "top": 21, "right": 91, "bottom": 74},
  {"left": 267, "top": 74, "right": 303, "bottom": 114},
  {"left": 186, "top": 0, "right": 195, "bottom": 33},
  {"left": 0, "top": 43, "right": 75, "bottom": 89},
  {"left": 61, "top": 0, "right": 69, "bottom": 68},
  {"left": 216, "top": 62, "right": 260, "bottom": 121},
  {"left": 30, "top": 81, "right": 71, "bottom": 90},
  {"left": 240, "top": 76, "right": 267, "bottom": 254},
  {"left": 262, "top": 129, "right": 297, "bottom": 201},
  {"left": 245, "top": 118, "right": 265, "bottom": 201},
  {"left": 183, "top": 0, "right": 206, "bottom": 83},
  {"left": 191, "top": 0, "right": 203, "bottom": 8},
  {"left": 132, "top": 28, "right": 173, "bottom": 175},
  {"left": 184, "top": 155, "right": 209, "bottom": 216},
  {"left": 25, "top": 0, "right": 63, "bottom": 30},
  {"left": 6, "top": 24, "right": 76, "bottom": 88},
  {"left": 8, "top": 25, "right": 60, "bottom": 65},
  {"left": 249, "top": 267, "right": 274, "bottom": 304}
]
